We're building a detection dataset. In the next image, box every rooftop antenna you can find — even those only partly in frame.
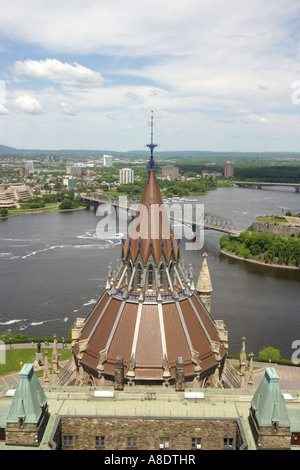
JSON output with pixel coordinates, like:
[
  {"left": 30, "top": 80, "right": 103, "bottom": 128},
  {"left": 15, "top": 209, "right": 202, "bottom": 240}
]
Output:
[{"left": 146, "top": 110, "right": 158, "bottom": 174}]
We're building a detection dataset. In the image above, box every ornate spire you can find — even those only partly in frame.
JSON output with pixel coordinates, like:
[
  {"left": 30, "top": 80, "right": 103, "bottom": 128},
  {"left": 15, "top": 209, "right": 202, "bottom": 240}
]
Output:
[
  {"left": 196, "top": 252, "right": 212, "bottom": 294},
  {"left": 196, "top": 252, "right": 212, "bottom": 312},
  {"left": 121, "top": 112, "right": 180, "bottom": 268},
  {"left": 147, "top": 110, "right": 158, "bottom": 172}
]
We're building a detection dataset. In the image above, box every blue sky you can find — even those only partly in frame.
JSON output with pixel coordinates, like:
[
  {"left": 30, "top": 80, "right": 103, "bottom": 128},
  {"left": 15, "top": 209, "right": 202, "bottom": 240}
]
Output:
[{"left": 0, "top": 0, "right": 300, "bottom": 152}]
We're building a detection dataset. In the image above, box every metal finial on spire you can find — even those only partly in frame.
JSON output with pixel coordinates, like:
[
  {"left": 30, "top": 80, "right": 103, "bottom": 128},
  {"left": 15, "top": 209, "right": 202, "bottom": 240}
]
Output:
[{"left": 147, "top": 110, "right": 158, "bottom": 171}]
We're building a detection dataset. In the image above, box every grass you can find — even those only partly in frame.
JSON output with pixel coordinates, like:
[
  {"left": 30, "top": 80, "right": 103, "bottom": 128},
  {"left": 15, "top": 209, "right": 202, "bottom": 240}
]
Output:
[
  {"left": 7, "top": 203, "right": 60, "bottom": 216},
  {"left": 5, "top": 203, "right": 86, "bottom": 217},
  {"left": 256, "top": 215, "right": 288, "bottom": 223},
  {"left": 0, "top": 348, "right": 72, "bottom": 377}
]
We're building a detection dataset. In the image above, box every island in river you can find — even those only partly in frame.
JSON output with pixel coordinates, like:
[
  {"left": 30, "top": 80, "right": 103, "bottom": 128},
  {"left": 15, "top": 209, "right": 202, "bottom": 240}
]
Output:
[{"left": 220, "top": 215, "right": 300, "bottom": 269}]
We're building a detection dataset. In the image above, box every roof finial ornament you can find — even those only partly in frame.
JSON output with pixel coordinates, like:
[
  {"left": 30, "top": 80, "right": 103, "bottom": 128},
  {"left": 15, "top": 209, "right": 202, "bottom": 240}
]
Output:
[{"left": 147, "top": 110, "right": 158, "bottom": 174}]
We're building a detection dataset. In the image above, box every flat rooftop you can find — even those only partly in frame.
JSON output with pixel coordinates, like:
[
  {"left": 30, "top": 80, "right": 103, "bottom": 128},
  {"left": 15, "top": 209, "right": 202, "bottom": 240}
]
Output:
[{"left": 1, "top": 384, "right": 300, "bottom": 450}]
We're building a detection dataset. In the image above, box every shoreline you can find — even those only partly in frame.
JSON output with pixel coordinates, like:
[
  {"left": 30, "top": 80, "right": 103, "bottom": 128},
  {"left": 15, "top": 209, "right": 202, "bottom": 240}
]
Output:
[
  {"left": 0, "top": 205, "right": 86, "bottom": 219},
  {"left": 220, "top": 249, "right": 299, "bottom": 270}
]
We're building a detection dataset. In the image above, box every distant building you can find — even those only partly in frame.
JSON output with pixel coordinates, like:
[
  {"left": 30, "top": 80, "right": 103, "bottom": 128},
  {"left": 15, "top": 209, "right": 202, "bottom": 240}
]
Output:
[
  {"left": 103, "top": 155, "right": 113, "bottom": 167},
  {"left": 66, "top": 166, "right": 81, "bottom": 176},
  {"left": 19, "top": 160, "right": 34, "bottom": 177},
  {"left": 62, "top": 176, "right": 77, "bottom": 188},
  {"left": 161, "top": 165, "right": 179, "bottom": 180},
  {"left": 46, "top": 155, "right": 57, "bottom": 162},
  {"left": 0, "top": 184, "right": 33, "bottom": 201},
  {"left": 19, "top": 167, "right": 29, "bottom": 177},
  {"left": 119, "top": 168, "right": 134, "bottom": 184},
  {"left": 0, "top": 184, "right": 33, "bottom": 209},
  {"left": 224, "top": 161, "right": 234, "bottom": 178},
  {"left": 202, "top": 170, "right": 222, "bottom": 179}
]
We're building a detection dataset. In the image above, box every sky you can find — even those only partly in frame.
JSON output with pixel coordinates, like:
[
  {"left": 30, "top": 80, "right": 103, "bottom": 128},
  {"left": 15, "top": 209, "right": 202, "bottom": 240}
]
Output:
[{"left": 0, "top": 0, "right": 300, "bottom": 152}]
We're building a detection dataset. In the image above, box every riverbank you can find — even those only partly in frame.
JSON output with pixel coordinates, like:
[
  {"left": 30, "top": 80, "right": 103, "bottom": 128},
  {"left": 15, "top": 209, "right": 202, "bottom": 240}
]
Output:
[
  {"left": 0, "top": 205, "right": 86, "bottom": 219},
  {"left": 220, "top": 249, "right": 300, "bottom": 270}
]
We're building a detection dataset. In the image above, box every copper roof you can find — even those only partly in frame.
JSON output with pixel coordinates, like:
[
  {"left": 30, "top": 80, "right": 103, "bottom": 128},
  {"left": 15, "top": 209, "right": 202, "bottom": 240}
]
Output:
[
  {"left": 77, "top": 292, "right": 225, "bottom": 383},
  {"left": 162, "top": 302, "right": 191, "bottom": 368},
  {"left": 107, "top": 302, "right": 138, "bottom": 365},
  {"left": 72, "top": 122, "right": 227, "bottom": 386},
  {"left": 122, "top": 169, "right": 180, "bottom": 264},
  {"left": 135, "top": 305, "right": 163, "bottom": 368}
]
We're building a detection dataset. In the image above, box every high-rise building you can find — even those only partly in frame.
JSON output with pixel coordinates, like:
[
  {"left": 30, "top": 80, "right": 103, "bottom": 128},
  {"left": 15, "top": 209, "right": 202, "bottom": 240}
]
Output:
[
  {"left": 103, "top": 155, "right": 113, "bottom": 167},
  {"left": 224, "top": 161, "right": 234, "bottom": 178},
  {"left": 66, "top": 166, "right": 81, "bottom": 176},
  {"left": 119, "top": 168, "right": 134, "bottom": 184},
  {"left": 62, "top": 176, "right": 77, "bottom": 188}
]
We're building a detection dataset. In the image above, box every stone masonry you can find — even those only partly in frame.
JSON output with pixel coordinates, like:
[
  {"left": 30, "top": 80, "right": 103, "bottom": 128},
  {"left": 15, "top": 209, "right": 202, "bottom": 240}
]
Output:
[{"left": 60, "top": 416, "right": 240, "bottom": 450}]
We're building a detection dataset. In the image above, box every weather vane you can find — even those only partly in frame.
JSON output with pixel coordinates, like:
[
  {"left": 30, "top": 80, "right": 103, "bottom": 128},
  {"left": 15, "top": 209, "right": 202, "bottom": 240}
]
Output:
[{"left": 146, "top": 110, "right": 158, "bottom": 172}]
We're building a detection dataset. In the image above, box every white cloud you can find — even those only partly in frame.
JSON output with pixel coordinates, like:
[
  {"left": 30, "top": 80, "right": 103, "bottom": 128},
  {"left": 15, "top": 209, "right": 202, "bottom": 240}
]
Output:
[
  {"left": 12, "top": 59, "right": 104, "bottom": 87},
  {"left": 60, "top": 101, "right": 77, "bottom": 115},
  {"left": 14, "top": 94, "right": 43, "bottom": 113},
  {"left": 236, "top": 108, "right": 271, "bottom": 124},
  {"left": 1, "top": 0, "right": 300, "bottom": 150},
  {"left": 0, "top": 104, "right": 10, "bottom": 114}
]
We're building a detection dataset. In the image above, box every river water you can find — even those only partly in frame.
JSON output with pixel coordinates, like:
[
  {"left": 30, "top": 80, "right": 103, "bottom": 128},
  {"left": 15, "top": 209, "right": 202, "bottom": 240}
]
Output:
[{"left": 0, "top": 186, "right": 299, "bottom": 359}]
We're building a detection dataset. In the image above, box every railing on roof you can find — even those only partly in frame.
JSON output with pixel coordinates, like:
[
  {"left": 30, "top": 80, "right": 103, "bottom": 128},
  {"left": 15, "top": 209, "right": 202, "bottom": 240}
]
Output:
[{"left": 113, "top": 287, "right": 188, "bottom": 302}]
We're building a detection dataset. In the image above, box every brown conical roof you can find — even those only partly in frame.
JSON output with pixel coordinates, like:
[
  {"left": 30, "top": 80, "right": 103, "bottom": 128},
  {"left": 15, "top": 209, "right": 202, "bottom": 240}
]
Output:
[
  {"left": 70, "top": 115, "right": 228, "bottom": 389},
  {"left": 122, "top": 169, "right": 180, "bottom": 264}
]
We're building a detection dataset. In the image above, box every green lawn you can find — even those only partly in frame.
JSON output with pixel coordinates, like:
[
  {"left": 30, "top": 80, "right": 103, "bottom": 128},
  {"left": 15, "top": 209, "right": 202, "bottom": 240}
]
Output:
[
  {"left": 256, "top": 215, "right": 288, "bottom": 223},
  {"left": 7, "top": 203, "right": 60, "bottom": 216},
  {"left": 0, "top": 348, "right": 72, "bottom": 377}
]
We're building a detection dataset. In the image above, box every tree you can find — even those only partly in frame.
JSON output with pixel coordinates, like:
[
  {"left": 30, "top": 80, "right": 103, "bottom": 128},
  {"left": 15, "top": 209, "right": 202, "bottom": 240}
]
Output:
[
  {"left": 258, "top": 346, "right": 281, "bottom": 363},
  {"left": 58, "top": 198, "right": 75, "bottom": 210},
  {"left": 0, "top": 208, "right": 8, "bottom": 217}
]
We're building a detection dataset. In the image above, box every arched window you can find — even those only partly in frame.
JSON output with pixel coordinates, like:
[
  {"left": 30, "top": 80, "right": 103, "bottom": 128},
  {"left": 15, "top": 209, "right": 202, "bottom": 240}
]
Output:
[
  {"left": 159, "top": 263, "right": 164, "bottom": 287},
  {"left": 148, "top": 264, "right": 153, "bottom": 288},
  {"left": 137, "top": 264, "right": 143, "bottom": 288},
  {"left": 168, "top": 261, "right": 173, "bottom": 279},
  {"left": 128, "top": 261, "right": 133, "bottom": 283}
]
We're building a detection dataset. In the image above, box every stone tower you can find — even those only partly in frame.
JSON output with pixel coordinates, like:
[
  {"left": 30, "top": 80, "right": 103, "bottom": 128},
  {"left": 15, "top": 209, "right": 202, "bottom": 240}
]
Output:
[
  {"left": 5, "top": 364, "right": 49, "bottom": 446},
  {"left": 249, "top": 367, "right": 291, "bottom": 449},
  {"left": 196, "top": 252, "right": 213, "bottom": 313}
]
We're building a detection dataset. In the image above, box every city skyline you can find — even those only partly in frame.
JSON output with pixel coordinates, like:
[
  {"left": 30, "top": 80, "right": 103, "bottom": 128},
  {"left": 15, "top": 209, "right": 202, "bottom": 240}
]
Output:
[{"left": 0, "top": 0, "right": 300, "bottom": 152}]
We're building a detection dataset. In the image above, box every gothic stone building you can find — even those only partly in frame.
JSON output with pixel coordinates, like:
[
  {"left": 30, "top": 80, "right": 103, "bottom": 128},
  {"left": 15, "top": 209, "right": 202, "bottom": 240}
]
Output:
[
  {"left": 1, "top": 365, "right": 299, "bottom": 450},
  {"left": 70, "top": 163, "right": 231, "bottom": 390}
]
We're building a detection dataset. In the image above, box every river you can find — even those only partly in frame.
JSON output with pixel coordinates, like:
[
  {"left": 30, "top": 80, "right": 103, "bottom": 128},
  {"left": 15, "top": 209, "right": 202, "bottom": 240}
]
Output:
[{"left": 0, "top": 186, "right": 299, "bottom": 359}]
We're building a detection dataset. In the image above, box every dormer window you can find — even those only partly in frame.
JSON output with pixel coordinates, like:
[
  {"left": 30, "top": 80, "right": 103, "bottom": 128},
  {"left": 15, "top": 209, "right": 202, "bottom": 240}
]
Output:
[
  {"left": 18, "top": 417, "right": 24, "bottom": 429},
  {"left": 272, "top": 421, "right": 279, "bottom": 432}
]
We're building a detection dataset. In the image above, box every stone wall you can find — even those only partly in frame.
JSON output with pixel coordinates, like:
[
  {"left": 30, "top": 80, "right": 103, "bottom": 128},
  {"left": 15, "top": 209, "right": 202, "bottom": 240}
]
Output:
[
  {"left": 252, "top": 220, "right": 300, "bottom": 237},
  {"left": 249, "top": 409, "right": 291, "bottom": 450},
  {"left": 60, "top": 416, "right": 241, "bottom": 450},
  {"left": 5, "top": 411, "right": 49, "bottom": 447}
]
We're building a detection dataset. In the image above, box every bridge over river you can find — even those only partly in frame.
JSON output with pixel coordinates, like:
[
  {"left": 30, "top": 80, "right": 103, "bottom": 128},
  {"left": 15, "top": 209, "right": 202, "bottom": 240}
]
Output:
[
  {"left": 234, "top": 181, "right": 300, "bottom": 192},
  {"left": 81, "top": 193, "right": 242, "bottom": 237}
]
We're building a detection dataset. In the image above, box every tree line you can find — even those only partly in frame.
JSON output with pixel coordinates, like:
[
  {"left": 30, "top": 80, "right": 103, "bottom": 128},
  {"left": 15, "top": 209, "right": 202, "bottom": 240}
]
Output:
[
  {"left": 232, "top": 164, "right": 300, "bottom": 183},
  {"left": 220, "top": 230, "right": 300, "bottom": 267},
  {"left": 116, "top": 177, "right": 217, "bottom": 197}
]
